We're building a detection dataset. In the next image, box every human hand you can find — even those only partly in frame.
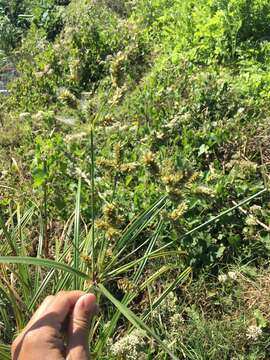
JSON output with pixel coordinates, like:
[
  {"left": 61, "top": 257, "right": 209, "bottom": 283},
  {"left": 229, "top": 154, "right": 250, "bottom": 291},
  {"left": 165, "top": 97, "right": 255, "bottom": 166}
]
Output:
[{"left": 11, "top": 291, "right": 97, "bottom": 360}]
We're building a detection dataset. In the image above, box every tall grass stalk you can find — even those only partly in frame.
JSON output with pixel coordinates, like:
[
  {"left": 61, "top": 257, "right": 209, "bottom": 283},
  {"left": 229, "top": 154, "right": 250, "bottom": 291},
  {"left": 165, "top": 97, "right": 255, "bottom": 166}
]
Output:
[
  {"left": 74, "top": 177, "right": 81, "bottom": 289},
  {"left": 90, "top": 125, "right": 95, "bottom": 283},
  {"left": 42, "top": 160, "right": 48, "bottom": 258}
]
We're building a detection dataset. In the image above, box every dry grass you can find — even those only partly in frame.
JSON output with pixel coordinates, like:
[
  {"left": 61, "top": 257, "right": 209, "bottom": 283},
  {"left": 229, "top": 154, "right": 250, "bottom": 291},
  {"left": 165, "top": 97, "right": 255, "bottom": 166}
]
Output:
[{"left": 242, "top": 271, "right": 270, "bottom": 321}]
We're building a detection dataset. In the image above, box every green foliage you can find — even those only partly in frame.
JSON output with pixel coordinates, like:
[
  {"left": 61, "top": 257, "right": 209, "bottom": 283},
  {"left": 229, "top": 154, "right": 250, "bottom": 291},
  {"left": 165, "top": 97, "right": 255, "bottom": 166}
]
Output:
[
  {"left": 1, "top": 0, "right": 270, "bottom": 358},
  {"left": 0, "top": 11, "right": 18, "bottom": 52}
]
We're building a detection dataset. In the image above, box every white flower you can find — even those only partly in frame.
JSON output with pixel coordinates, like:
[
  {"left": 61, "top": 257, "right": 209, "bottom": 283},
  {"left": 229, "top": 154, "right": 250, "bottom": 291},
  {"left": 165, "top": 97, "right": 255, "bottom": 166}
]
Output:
[
  {"left": 246, "top": 325, "right": 262, "bottom": 341},
  {"left": 170, "top": 313, "right": 185, "bottom": 329},
  {"left": 32, "top": 111, "right": 45, "bottom": 121},
  {"left": 65, "top": 132, "right": 86, "bottom": 142},
  {"left": 246, "top": 215, "right": 257, "bottom": 226},
  {"left": 152, "top": 292, "right": 178, "bottom": 320},
  {"left": 19, "top": 112, "right": 31, "bottom": 120},
  {"left": 111, "top": 330, "right": 146, "bottom": 360},
  {"left": 218, "top": 274, "right": 228, "bottom": 283},
  {"left": 228, "top": 271, "right": 237, "bottom": 280}
]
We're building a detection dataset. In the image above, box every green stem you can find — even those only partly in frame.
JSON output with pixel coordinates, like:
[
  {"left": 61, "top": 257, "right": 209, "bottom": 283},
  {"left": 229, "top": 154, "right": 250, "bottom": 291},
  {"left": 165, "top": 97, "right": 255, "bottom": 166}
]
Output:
[
  {"left": 90, "top": 126, "right": 95, "bottom": 282},
  {"left": 43, "top": 170, "right": 48, "bottom": 258}
]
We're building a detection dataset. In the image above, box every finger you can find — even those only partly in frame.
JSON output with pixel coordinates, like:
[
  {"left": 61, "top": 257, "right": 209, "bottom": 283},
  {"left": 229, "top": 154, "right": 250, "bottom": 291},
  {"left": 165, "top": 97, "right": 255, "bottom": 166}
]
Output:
[
  {"left": 12, "top": 295, "right": 55, "bottom": 356},
  {"left": 12, "top": 291, "right": 87, "bottom": 359},
  {"left": 23, "top": 295, "right": 55, "bottom": 333},
  {"left": 46, "top": 291, "right": 85, "bottom": 324},
  {"left": 67, "top": 293, "right": 97, "bottom": 360}
]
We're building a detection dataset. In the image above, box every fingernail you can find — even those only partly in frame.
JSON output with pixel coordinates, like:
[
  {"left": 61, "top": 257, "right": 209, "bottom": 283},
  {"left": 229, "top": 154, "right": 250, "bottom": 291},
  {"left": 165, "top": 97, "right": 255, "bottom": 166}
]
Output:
[{"left": 81, "top": 294, "right": 98, "bottom": 314}]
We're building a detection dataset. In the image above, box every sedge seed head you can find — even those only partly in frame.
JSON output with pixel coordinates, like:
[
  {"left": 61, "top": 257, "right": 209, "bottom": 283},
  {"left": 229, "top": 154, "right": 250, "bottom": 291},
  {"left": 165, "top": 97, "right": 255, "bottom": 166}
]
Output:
[
  {"left": 170, "top": 203, "right": 188, "bottom": 221},
  {"left": 95, "top": 219, "right": 110, "bottom": 231},
  {"left": 103, "top": 203, "right": 117, "bottom": 218},
  {"left": 143, "top": 151, "right": 159, "bottom": 175},
  {"left": 114, "top": 143, "right": 122, "bottom": 164},
  {"left": 143, "top": 151, "right": 155, "bottom": 165},
  {"left": 81, "top": 255, "right": 92, "bottom": 267},
  {"left": 193, "top": 186, "right": 215, "bottom": 197},
  {"left": 186, "top": 172, "right": 200, "bottom": 187},
  {"left": 96, "top": 157, "right": 117, "bottom": 170},
  {"left": 106, "top": 227, "right": 120, "bottom": 240},
  {"left": 117, "top": 278, "right": 137, "bottom": 292},
  {"left": 162, "top": 172, "right": 183, "bottom": 186},
  {"left": 120, "top": 162, "right": 138, "bottom": 173}
]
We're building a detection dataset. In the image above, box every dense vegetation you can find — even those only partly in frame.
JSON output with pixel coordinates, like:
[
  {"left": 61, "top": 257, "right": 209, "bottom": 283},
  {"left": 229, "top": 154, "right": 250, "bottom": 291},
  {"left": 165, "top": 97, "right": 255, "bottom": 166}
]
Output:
[{"left": 1, "top": 0, "right": 270, "bottom": 358}]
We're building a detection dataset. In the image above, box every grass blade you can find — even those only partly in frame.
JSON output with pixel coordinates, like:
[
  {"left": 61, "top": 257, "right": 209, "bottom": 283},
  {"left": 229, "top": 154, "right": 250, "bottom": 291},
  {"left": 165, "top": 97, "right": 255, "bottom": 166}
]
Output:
[
  {"left": 98, "top": 283, "right": 180, "bottom": 360},
  {"left": 133, "top": 218, "right": 163, "bottom": 284},
  {"left": 0, "top": 344, "right": 10, "bottom": 360},
  {"left": 106, "top": 196, "right": 167, "bottom": 271},
  {"left": 116, "top": 196, "right": 167, "bottom": 251},
  {"left": 105, "top": 249, "right": 185, "bottom": 278},
  {"left": 0, "top": 256, "right": 89, "bottom": 280},
  {"left": 0, "top": 210, "right": 17, "bottom": 255},
  {"left": 142, "top": 266, "right": 192, "bottom": 321},
  {"left": 29, "top": 244, "right": 73, "bottom": 311}
]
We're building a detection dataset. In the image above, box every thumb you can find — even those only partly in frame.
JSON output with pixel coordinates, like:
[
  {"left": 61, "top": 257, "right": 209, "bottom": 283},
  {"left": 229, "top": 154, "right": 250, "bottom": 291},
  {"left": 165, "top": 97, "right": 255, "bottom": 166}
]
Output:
[{"left": 67, "top": 293, "right": 97, "bottom": 360}]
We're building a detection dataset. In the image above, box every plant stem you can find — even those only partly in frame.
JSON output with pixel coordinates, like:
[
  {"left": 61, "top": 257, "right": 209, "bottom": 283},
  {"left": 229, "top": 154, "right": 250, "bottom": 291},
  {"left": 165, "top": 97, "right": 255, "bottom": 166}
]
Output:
[
  {"left": 74, "top": 178, "right": 81, "bottom": 289},
  {"left": 90, "top": 126, "right": 95, "bottom": 282},
  {"left": 43, "top": 178, "right": 48, "bottom": 258}
]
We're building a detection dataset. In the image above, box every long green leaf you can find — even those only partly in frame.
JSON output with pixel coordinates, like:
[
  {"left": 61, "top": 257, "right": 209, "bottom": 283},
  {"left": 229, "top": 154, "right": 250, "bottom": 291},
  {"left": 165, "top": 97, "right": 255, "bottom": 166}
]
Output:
[
  {"left": 142, "top": 267, "right": 192, "bottom": 321},
  {"left": 140, "top": 267, "right": 196, "bottom": 360},
  {"left": 106, "top": 196, "right": 167, "bottom": 271},
  {"left": 98, "top": 283, "right": 180, "bottom": 360},
  {"left": 0, "top": 344, "right": 10, "bottom": 360},
  {"left": 105, "top": 249, "right": 185, "bottom": 278},
  {"left": 0, "top": 210, "right": 17, "bottom": 255},
  {"left": 96, "top": 220, "right": 171, "bottom": 354},
  {"left": 134, "top": 219, "right": 163, "bottom": 284},
  {"left": 116, "top": 196, "right": 167, "bottom": 251},
  {"left": 0, "top": 256, "right": 89, "bottom": 279},
  {"left": 29, "top": 244, "right": 73, "bottom": 311}
]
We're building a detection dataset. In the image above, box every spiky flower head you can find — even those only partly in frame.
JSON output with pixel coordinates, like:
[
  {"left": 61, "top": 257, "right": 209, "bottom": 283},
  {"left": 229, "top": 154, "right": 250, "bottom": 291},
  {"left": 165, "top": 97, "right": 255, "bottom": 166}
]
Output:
[
  {"left": 162, "top": 172, "right": 183, "bottom": 187},
  {"left": 228, "top": 271, "right": 237, "bottom": 281},
  {"left": 117, "top": 278, "right": 137, "bottom": 293},
  {"left": 95, "top": 219, "right": 110, "bottom": 231},
  {"left": 169, "top": 202, "right": 188, "bottom": 221},
  {"left": 114, "top": 142, "right": 122, "bottom": 164},
  {"left": 193, "top": 186, "right": 215, "bottom": 197},
  {"left": 106, "top": 226, "right": 120, "bottom": 240},
  {"left": 120, "top": 162, "right": 138, "bottom": 174},
  {"left": 143, "top": 151, "right": 155, "bottom": 165},
  {"left": 245, "top": 215, "right": 257, "bottom": 226},
  {"left": 186, "top": 172, "right": 200, "bottom": 188},
  {"left": 58, "top": 88, "right": 77, "bottom": 107},
  {"left": 96, "top": 157, "right": 117, "bottom": 170},
  {"left": 142, "top": 151, "right": 159, "bottom": 175},
  {"left": 103, "top": 203, "right": 117, "bottom": 219}
]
